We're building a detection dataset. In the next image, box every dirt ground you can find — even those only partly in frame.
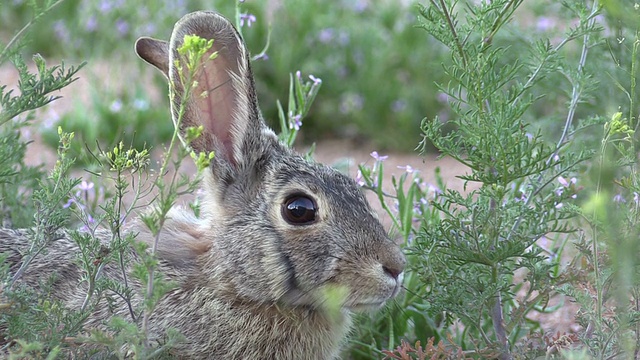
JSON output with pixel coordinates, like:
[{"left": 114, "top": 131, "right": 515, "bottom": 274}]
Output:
[{"left": 2, "top": 60, "right": 579, "bottom": 339}]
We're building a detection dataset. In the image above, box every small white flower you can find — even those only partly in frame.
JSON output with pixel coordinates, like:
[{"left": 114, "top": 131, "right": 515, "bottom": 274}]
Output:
[
  {"left": 308, "top": 74, "right": 322, "bottom": 85},
  {"left": 397, "top": 165, "right": 416, "bottom": 174},
  {"left": 370, "top": 151, "right": 388, "bottom": 162},
  {"left": 110, "top": 99, "right": 123, "bottom": 113}
]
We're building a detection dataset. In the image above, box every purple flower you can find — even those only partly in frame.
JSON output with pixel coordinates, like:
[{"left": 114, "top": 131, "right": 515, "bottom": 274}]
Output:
[
  {"left": 42, "top": 108, "right": 60, "bottom": 129},
  {"left": 392, "top": 100, "right": 406, "bottom": 113},
  {"left": 133, "top": 98, "right": 149, "bottom": 110},
  {"left": 140, "top": 22, "right": 157, "bottom": 35},
  {"left": 426, "top": 183, "right": 441, "bottom": 197},
  {"left": 398, "top": 165, "right": 416, "bottom": 174},
  {"left": 41, "top": 109, "right": 60, "bottom": 129},
  {"left": 289, "top": 114, "right": 302, "bottom": 131},
  {"left": 21, "top": 128, "right": 31, "bottom": 141},
  {"left": 115, "top": 18, "right": 129, "bottom": 36},
  {"left": 79, "top": 180, "right": 94, "bottom": 192},
  {"left": 557, "top": 176, "right": 576, "bottom": 187},
  {"left": 86, "top": 16, "right": 98, "bottom": 32},
  {"left": 536, "top": 16, "right": 556, "bottom": 31},
  {"left": 63, "top": 198, "right": 75, "bottom": 209},
  {"left": 556, "top": 176, "right": 577, "bottom": 195},
  {"left": 355, "top": 170, "right": 365, "bottom": 186},
  {"left": 254, "top": 53, "right": 269, "bottom": 61},
  {"left": 99, "top": 0, "right": 113, "bottom": 13},
  {"left": 239, "top": 13, "right": 256, "bottom": 27},
  {"left": 110, "top": 99, "right": 123, "bottom": 113},
  {"left": 53, "top": 20, "right": 70, "bottom": 42},
  {"left": 613, "top": 194, "right": 626, "bottom": 203},
  {"left": 352, "top": 0, "right": 369, "bottom": 13},
  {"left": 413, "top": 203, "right": 423, "bottom": 217},
  {"left": 318, "top": 28, "right": 335, "bottom": 43},
  {"left": 308, "top": 75, "right": 322, "bottom": 85},
  {"left": 370, "top": 151, "right": 388, "bottom": 162},
  {"left": 515, "top": 192, "right": 528, "bottom": 202},
  {"left": 337, "top": 31, "right": 350, "bottom": 46},
  {"left": 436, "top": 92, "right": 450, "bottom": 103}
]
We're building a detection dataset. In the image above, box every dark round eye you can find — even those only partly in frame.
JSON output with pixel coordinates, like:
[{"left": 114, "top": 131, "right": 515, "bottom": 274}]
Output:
[{"left": 282, "top": 195, "right": 317, "bottom": 225}]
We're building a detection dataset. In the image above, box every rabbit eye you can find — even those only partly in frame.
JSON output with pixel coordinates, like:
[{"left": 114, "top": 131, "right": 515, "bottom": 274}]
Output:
[{"left": 282, "top": 195, "right": 317, "bottom": 225}]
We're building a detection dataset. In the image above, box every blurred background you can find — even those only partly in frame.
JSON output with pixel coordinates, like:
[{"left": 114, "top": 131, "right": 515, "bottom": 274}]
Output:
[{"left": 0, "top": 0, "right": 637, "bottom": 160}]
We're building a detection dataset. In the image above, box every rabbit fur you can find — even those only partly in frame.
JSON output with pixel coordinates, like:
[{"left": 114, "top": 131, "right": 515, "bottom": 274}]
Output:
[{"left": 0, "top": 11, "right": 406, "bottom": 359}]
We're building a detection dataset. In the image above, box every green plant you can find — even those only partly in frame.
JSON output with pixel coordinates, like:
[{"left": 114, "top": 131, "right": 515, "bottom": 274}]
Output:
[
  {"left": 0, "top": 4, "right": 326, "bottom": 356},
  {"left": 0, "top": 1, "right": 86, "bottom": 357},
  {"left": 347, "top": 155, "right": 444, "bottom": 359},
  {"left": 559, "top": 17, "right": 640, "bottom": 358},
  {"left": 343, "top": 1, "right": 640, "bottom": 359},
  {"left": 414, "top": 0, "right": 600, "bottom": 357},
  {"left": 39, "top": 83, "right": 172, "bottom": 168},
  {"left": 0, "top": 0, "right": 83, "bottom": 228},
  {"left": 348, "top": 0, "right": 615, "bottom": 359}
]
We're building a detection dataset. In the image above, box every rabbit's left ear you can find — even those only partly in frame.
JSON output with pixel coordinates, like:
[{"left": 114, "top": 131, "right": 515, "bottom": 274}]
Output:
[
  {"left": 136, "top": 11, "right": 266, "bottom": 172},
  {"left": 175, "top": 12, "right": 265, "bottom": 171}
]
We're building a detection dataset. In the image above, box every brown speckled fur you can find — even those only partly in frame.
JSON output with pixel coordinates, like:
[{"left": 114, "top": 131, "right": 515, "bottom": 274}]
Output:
[{"left": 0, "top": 11, "right": 406, "bottom": 359}]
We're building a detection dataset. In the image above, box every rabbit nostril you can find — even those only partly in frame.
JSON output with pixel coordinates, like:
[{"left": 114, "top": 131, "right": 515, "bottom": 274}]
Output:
[{"left": 383, "top": 265, "right": 403, "bottom": 280}]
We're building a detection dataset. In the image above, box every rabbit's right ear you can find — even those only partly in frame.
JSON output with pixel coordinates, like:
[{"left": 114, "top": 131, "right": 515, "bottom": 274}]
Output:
[{"left": 135, "top": 37, "right": 170, "bottom": 77}]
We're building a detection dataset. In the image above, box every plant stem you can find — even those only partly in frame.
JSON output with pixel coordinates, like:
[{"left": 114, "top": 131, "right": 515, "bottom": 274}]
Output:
[
  {"left": 555, "top": 0, "right": 599, "bottom": 154},
  {"left": 0, "top": 0, "right": 67, "bottom": 62},
  {"left": 431, "top": 0, "right": 467, "bottom": 67},
  {"left": 507, "top": 1, "right": 600, "bottom": 242},
  {"left": 141, "top": 54, "right": 195, "bottom": 345},
  {"left": 491, "top": 266, "right": 511, "bottom": 360}
]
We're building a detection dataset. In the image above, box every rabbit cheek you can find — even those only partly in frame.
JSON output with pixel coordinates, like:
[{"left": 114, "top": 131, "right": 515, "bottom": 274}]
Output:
[{"left": 281, "top": 234, "right": 334, "bottom": 289}]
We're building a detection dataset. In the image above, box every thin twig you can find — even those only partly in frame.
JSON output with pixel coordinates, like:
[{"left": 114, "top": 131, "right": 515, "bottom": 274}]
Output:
[
  {"left": 507, "top": 1, "right": 600, "bottom": 241},
  {"left": 485, "top": 0, "right": 520, "bottom": 45},
  {"left": 432, "top": 0, "right": 467, "bottom": 67}
]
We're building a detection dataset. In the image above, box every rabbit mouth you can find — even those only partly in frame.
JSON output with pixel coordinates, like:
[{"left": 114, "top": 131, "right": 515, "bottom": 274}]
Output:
[
  {"left": 345, "top": 290, "right": 400, "bottom": 312},
  {"left": 345, "top": 302, "right": 387, "bottom": 312}
]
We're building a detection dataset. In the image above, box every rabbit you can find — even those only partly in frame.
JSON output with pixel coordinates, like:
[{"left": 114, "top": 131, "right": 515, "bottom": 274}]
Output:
[{"left": 0, "top": 10, "right": 406, "bottom": 359}]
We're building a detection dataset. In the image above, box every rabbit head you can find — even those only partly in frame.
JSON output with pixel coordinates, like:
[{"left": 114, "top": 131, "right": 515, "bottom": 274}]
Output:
[{"left": 135, "top": 11, "right": 405, "bottom": 314}]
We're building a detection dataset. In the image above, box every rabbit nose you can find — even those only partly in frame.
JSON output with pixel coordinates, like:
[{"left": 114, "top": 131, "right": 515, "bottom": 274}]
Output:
[
  {"left": 382, "top": 252, "right": 406, "bottom": 280},
  {"left": 383, "top": 265, "right": 403, "bottom": 279}
]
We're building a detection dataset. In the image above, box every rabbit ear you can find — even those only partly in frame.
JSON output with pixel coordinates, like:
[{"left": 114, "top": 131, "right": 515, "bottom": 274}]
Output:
[
  {"left": 135, "top": 37, "right": 170, "bottom": 77},
  {"left": 167, "top": 11, "right": 264, "bottom": 169}
]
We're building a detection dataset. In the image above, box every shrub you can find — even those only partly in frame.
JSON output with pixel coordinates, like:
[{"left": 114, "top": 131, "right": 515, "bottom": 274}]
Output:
[{"left": 351, "top": 0, "right": 640, "bottom": 359}]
